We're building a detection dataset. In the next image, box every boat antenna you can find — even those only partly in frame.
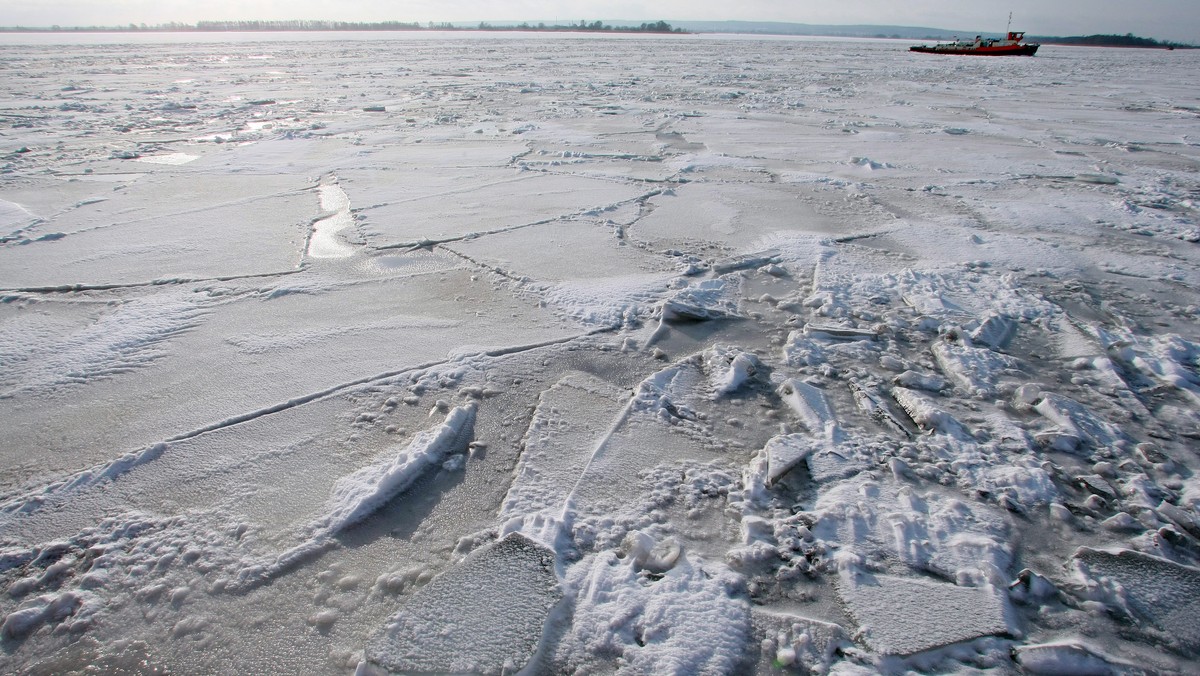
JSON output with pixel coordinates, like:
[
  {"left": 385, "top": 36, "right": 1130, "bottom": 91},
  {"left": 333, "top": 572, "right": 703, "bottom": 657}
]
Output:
[{"left": 1007, "top": 12, "right": 1012, "bottom": 34}]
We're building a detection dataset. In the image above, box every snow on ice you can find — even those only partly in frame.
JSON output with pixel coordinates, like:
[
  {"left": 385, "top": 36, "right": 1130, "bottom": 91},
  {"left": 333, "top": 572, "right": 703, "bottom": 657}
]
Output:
[{"left": 0, "top": 31, "right": 1198, "bottom": 674}]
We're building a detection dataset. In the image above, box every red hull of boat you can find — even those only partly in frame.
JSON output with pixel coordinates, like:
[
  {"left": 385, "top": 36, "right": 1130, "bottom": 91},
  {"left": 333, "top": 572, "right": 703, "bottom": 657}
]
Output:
[{"left": 910, "top": 44, "right": 1039, "bottom": 56}]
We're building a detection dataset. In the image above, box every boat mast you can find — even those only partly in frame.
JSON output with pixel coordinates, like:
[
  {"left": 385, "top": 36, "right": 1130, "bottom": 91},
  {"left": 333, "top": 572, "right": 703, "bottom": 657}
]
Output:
[{"left": 1007, "top": 12, "right": 1012, "bottom": 35}]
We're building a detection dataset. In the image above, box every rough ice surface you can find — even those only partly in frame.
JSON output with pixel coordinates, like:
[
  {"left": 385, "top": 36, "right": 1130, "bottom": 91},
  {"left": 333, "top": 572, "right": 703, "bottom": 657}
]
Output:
[{"left": 1, "top": 31, "right": 1198, "bottom": 674}]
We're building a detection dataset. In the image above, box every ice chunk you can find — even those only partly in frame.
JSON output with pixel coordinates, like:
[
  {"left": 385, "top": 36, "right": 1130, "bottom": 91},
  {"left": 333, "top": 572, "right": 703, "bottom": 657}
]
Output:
[
  {"left": 777, "top": 379, "right": 843, "bottom": 443},
  {"left": 703, "top": 345, "right": 760, "bottom": 398},
  {"left": 619, "top": 530, "right": 682, "bottom": 574},
  {"left": 760, "top": 433, "right": 814, "bottom": 486},
  {"left": 891, "top": 387, "right": 971, "bottom": 439},
  {"left": 813, "top": 479, "right": 1011, "bottom": 579},
  {"left": 892, "top": 370, "right": 947, "bottom": 392},
  {"left": 836, "top": 574, "right": 1013, "bottom": 655},
  {"left": 364, "top": 533, "right": 561, "bottom": 674},
  {"left": 660, "top": 278, "right": 739, "bottom": 322},
  {"left": 849, "top": 381, "right": 910, "bottom": 437},
  {"left": 802, "top": 323, "right": 879, "bottom": 342},
  {"left": 781, "top": 332, "right": 829, "bottom": 369},
  {"left": 1071, "top": 547, "right": 1200, "bottom": 651},
  {"left": 312, "top": 403, "right": 475, "bottom": 537},
  {"left": 969, "top": 311, "right": 1017, "bottom": 349}
]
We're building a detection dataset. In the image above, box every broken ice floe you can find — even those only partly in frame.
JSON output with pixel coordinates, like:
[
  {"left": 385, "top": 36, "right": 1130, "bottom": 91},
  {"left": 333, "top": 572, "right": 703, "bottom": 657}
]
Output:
[
  {"left": 836, "top": 573, "right": 1014, "bottom": 656},
  {"left": 1071, "top": 547, "right": 1200, "bottom": 652},
  {"left": 930, "top": 339, "right": 1022, "bottom": 398},
  {"left": 363, "top": 533, "right": 561, "bottom": 675},
  {"left": 811, "top": 478, "right": 1012, "bottom": 581}
]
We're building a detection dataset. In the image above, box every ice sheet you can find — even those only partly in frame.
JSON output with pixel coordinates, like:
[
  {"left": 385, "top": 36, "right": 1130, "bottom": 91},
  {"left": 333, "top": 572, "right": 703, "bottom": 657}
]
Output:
[{"left": 1, "top": 33, "right": 1198, "bottom": 675}]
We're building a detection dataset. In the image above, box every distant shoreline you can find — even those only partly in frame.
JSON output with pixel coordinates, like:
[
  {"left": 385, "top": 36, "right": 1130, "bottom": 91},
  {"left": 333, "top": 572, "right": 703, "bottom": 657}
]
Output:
[
  {"left": 0, "top": 20, "right": 686, "bottom": 35},
  {"left": 0, "top": 23, "right": 1191, "bottom": 48}
]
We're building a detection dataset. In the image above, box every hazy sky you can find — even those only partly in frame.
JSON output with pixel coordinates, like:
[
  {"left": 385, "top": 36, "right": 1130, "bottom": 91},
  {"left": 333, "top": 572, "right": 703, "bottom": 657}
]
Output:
[{"left": 5, "top": 1, "right": 1199, "bottom": 42}]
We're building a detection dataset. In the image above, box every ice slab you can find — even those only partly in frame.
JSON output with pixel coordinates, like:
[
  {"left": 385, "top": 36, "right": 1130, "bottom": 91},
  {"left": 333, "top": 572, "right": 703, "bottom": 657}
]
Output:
[
  {"left": 836, "top": 573, "right": 1013, "bottom": 656},
  {"left": 931, "top": 339, "right": 1022, "bottom": 398},
  {"left": 761, "top": 433, "right": 814, "bottom": 486},
  {"left": 634, "top": 183, "right": 847, "bottom": 248},
  {"left": 499, "top": 373, "right": 627, "bottom": 526},
  {"left": 1033, "top": 392, "right": 1125, "bottom": 451},
  {"left": 1071, "top": 547, "right": 1200, "bottom": 651},
  {"left": 364, "top": 533, "right": 561, "bottom": 675},
  {"left": 777, "top": 379, "right": 842, "bottom": 443},
  {"left": 568, "top": 361, "right": 725, "bottom": 517},
  {"left": 352, "top": 169, "right": 643, "bottom": 248},
  {"left": 891, "top": 387, "right": 971, "bottom": 439},
  {"left": 812, "top": 479, "right": 1012, "bottom": 580},
  {"left": 0, "top": 174, "right": 312, "bottom": 288},
  {"left": 451, "top": 216, "right": 677, "bottom": 285}
]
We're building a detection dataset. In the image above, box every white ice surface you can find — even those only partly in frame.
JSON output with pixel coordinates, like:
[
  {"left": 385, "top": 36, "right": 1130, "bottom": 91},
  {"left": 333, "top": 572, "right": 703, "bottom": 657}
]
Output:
[{"left": 1, "top": 33, "right": 1198, "bottom": 676}]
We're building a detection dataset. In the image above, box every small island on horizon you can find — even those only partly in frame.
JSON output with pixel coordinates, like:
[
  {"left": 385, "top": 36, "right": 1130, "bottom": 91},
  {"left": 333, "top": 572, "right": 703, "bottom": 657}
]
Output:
[{"left": 0, "top": 19, "right": 1192, "bottom": 48}]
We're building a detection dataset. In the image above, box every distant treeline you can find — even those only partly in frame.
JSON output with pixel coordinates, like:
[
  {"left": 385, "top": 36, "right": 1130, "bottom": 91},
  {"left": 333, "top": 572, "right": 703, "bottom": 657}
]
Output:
[
  {"left": 1032, "top": 33, "right": 1192, "bottom": 49},
  {"left": 0, "top": 19, "right": 685, "bottom": 34}
]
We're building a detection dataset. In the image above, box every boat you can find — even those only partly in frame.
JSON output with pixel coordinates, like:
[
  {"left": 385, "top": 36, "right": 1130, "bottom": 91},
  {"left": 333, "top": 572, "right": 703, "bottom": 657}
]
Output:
[{"left": 910, "top": 31, "right": 1039, "bottom": 56}]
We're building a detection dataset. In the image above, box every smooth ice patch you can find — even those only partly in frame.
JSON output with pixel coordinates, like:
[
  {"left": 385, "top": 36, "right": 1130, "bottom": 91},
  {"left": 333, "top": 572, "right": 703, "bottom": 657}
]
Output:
[{"left": 136, "top": 152, "right": 200, "bottom": 166}]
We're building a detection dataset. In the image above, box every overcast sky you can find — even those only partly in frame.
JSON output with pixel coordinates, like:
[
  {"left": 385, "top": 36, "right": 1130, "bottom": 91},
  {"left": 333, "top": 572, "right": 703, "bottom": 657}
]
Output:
[{"left": 5, "top": 1, "right": 1199, "bottom": 42}]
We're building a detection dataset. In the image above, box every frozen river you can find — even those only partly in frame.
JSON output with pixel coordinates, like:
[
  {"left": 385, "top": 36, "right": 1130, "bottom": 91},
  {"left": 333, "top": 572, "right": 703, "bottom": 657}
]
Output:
[{"left": 1, "top": 32, "right": 1198, "bottom": 673}]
